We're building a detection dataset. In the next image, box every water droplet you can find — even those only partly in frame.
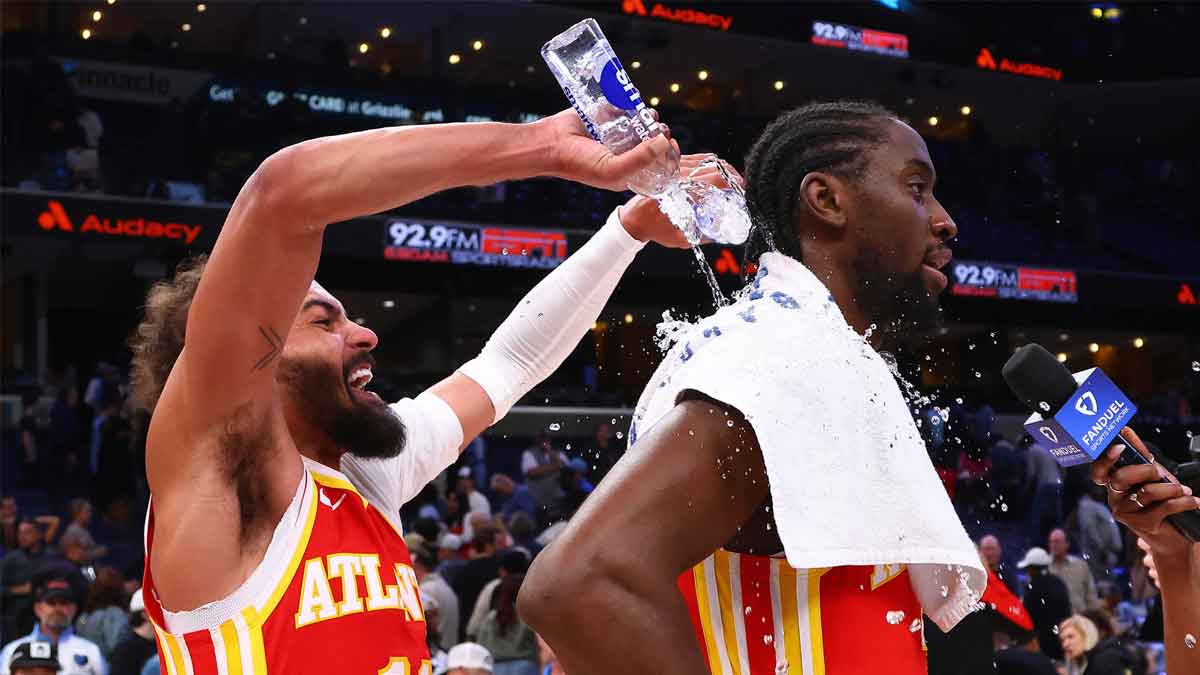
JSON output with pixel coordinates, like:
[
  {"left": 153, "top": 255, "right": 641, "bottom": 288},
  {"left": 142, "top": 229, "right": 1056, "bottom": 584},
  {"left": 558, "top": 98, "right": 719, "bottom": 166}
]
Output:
[
  {"left": 727, "top": 419, "right": 735, "bottom": 427},
  {"left": 973, "top": 370, "right": 982, "bottom": 378},
  {"left": 968, "top": 343, "right": 976, "bottom": 350},
  {"left": 1000, "top": 503, "right": 1009, "bottom": 512},
  {"left": 886, "top": 610, "right": 906, "bottom": 625},
  {"left": 549, "top": 422, "right": 561, "bottom": 431},
  {"left": 939, "top": 585, "right": 949, "bottom": 598},
  {"left": 1193, "top": 362, "right": 1200, "bottom": 372},
  {"left": 1038, "top": 401, "right": 1051, "bottom": 412},
  {"left": 744, "top": 606, "right": 753, "bottom": 616},
  {"left": 909, "top": 618, "right": 922, "bottom": 633},
  {"left": 763, "top": 634, "right": 774, "bottom": 646},
  {"left": 1052, "top": 624, "right": 1060, "bottom": 635},
  {"left": 615, "top": 431, "right": 624, "bottom": 439},
  {"left": 1186, "top": 633, "right": 1196, "bottom": 649},
  {"left": 955, "top": 397, "right": 964, "bottom": 404}
]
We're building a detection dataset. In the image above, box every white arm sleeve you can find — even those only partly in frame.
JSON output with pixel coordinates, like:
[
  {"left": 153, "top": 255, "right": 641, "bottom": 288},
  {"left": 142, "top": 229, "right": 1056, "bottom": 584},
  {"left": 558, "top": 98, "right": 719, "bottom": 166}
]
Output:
[
  {"left": 340, "top": 392, "right": 464, "bottom": 518},
  {"left": 458, "top": 207, "right": 646, "bottom": 421}
]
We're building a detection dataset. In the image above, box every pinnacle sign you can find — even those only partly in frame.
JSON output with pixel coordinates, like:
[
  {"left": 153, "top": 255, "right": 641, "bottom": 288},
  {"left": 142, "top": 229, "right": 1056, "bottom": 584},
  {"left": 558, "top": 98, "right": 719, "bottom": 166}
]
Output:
[{"left": 1022, "top": 368, "right": 1137, "bottom": 467}]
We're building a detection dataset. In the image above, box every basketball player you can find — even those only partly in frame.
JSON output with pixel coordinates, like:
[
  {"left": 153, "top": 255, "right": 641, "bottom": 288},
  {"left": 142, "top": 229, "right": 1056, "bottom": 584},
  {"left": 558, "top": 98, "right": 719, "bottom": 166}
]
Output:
[
  {"left": 129, "top": 109, "right": 733, "bottom": 674},
  {"left": 521, "top": 102, "right": 985, "bottom": 675}
]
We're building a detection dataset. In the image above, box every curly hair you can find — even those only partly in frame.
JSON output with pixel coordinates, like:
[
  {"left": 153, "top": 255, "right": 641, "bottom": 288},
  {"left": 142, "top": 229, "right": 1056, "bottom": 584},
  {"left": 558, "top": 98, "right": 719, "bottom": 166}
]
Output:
[
  {"left": 128, "top": 255, "right": 207, "bottom": 413},
  {"left": 743, "top": 100, "right": 896, "bottom": 265}
]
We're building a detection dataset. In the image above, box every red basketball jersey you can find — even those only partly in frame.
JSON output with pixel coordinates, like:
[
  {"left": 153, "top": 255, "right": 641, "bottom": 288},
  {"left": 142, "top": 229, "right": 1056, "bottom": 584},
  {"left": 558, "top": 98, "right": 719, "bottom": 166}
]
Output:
[
  {"left": 678, "top": 550, "right": 927, "bottom": 675},
  {"left": 143, "top": 460, "right": 431, "bottom": 675}
]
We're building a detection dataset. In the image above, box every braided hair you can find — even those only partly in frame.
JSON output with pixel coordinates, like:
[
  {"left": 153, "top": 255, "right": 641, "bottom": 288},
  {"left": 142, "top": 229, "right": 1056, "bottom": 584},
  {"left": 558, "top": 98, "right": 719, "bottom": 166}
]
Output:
[{"left": 743, "top": 101, "right": 897, "bottom": 265}]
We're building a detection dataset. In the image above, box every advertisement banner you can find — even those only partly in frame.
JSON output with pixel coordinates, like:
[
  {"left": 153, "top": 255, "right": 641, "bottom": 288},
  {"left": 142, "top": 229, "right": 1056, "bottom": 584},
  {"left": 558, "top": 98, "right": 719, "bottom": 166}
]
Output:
[
  {"left": 384, "top": 218, "right": 569, "bottom": 269},
  {"left": 1023, "top": 368, "right": 1137, "bottom": 466},
  {"left": 950, "top": 259, "right": 1078, "bottom": 303},
  {"left": 54, "top": 57, "right": 213, "bottom": 105},
  {"left": 2, "top": 189, "right": 220, "bottom": 248}
]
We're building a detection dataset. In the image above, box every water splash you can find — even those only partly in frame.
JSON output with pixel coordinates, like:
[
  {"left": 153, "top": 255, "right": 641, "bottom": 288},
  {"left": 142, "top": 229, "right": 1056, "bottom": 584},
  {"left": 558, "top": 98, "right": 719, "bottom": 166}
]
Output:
[
  {"left": 548, "top": 422, "right": 561, "bottom": 431},
  {"left": 655, "top": 309, "right": 697, "bottom": 353},
  {"left": 885, "top": 610, "right": 906, "bottom": 625}
]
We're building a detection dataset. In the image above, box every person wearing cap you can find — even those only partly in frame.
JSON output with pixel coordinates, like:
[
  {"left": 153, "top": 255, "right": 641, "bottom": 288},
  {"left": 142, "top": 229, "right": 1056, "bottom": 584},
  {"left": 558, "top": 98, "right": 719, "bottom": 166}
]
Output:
[
  {"left": 437, "top": 533, "right": 468, "bottom": 585},
  {"left": 107, "top": 590, "right": 156, "bottom": 675},
  {"left": 457, "top": 467, "right": 492, "bottom": 517},
  {"left": 0, "top": 576, "right": 106, "bottom": 675},
  {"left": 445, "top": 642, "right": 493, "bottom": 675},
  {"left": 1017, "top": 546, "right": 1072, "bottom": 662},
  {"left": 6, "top": 640, "right": 60, "bottom": 675}
]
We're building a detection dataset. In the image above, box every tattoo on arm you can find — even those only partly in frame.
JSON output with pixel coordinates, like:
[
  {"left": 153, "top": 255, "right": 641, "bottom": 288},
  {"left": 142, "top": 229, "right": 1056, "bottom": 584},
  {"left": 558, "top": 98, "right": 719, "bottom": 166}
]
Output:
[{"left": 252, "top": 326, "right": 283, "bottom": 372}]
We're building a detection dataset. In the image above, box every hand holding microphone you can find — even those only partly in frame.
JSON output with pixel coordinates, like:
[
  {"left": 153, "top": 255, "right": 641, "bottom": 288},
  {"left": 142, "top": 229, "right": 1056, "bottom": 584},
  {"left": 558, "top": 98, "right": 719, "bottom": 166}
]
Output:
[{"left": 1003, "top": 344, "right": 1200, "bottom": 544}]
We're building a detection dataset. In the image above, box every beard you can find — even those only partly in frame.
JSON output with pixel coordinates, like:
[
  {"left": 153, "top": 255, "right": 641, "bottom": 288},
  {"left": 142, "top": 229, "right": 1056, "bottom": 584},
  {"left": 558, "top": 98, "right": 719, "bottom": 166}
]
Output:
[
  {"left": 852, "top": 245, "right": 942, "bottom": 342},
  {"left": 277, "top": 352, "right": 407, "bottom": 459}
]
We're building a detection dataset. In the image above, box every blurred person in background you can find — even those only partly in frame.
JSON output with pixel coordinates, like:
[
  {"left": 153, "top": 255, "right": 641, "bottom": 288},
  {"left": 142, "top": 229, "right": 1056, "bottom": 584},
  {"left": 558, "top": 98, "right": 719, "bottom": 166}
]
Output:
[
  {"left": 490, "top": 475, "right": 536, "bottom": 523},
  {"left": 1075, "top": 486, "right": 1122, "bottom": 583},
  {"left": 1048, "top": 529, "right": 1100, "bottom": 614},
  {"left": 475, "top": 575, "right": 537, "bottom": 675},
  {"left": 107, "top": 591, "right": 155, "bottom": 675},
  {"left": 520, "top": 434, "right": 568, "bottom": 522},
  {"left": 0, "top": 575, "right": 106, "bottom": 675},
  {"left": 587, "top": 422, "right": 620, "bottom": 484},
  {"left": 1057, "top": 613, "right": 1139, "bottom": 675},
  {"left": 558, "top": 458, "right": 594, "bottom": 517},
  {"left": 420, "top": 592, "right": 449, "bottom": 673},
  {"left": 457, "top": 467, "right": 492, "bottom": 517},
  {"left": 1027, "top": 440, "right": 1064, "bottom": 546},
  {"left": 73, "top": 569, "right": 126, "bottom": 661},
  {"left": 438, "top": 534, "right": 468, "bottom": 585},
  {"left": 454, "top": 525, "right": 502, "bottom": 636},
  {"left": 1018, "top": 547, "right": 1072, "bottom": 661},
  {"left": 0, "top": 498, "right": 18, "bottom": 551},
  {"left": 978, "top": 534, "right": 1019, "bottom": 594},
  {"left": 993, "top": 630, "right": 1055, "bottom": 675},
  {"left": 414, "top": 546, "right": 459, "bottom": 651},
  {"left": 5, "top": 640, "right": 62, "bottom": 675},
  {"left": 2, "top": 520, "right": 51, "bottom": 639},
  {"left": 505, "top": 513, "right": 540, "bottom": 557},
  {"left": 59, "top": 503, "right": 106, "bottom": 567},
  {"left": 19, "top": 390, "right": 41, "bottom": 488},
  {"left": 445, "top": 643, "right": 493, "bottom": 675},
  {"left": 466, "top": 550, "right": 529, "bottom": 641}
]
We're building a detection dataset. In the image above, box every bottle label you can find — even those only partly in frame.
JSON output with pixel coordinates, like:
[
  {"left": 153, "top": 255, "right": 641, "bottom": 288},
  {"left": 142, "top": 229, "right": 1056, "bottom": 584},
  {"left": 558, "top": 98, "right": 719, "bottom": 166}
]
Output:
[
  {"left": 561, "top": 86, "right": 601, "bottom": 142},
  {"left": 597, "top": 57, "right": 659, "bottom": 140}
]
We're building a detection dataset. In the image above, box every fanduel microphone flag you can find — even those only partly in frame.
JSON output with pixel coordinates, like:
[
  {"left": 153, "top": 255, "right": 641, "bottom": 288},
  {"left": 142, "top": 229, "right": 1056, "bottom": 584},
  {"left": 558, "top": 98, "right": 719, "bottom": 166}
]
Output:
[{"left": 1020, "top": 368, "right": 1137, "bottom": 467}]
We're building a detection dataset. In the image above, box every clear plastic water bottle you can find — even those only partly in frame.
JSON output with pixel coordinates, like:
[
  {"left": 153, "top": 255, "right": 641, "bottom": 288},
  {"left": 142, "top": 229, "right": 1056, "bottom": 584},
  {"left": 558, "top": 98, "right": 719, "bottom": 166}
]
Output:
[{"left": 542, "top": 18, "right": 751, "bottom": 245}]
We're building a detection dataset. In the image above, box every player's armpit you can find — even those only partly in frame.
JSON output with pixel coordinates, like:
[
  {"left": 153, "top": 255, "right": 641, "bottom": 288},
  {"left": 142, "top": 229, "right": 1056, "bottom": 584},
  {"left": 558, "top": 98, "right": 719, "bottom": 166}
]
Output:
[{"left": 519, "top": 396, "right": 770, "bottom": 675}]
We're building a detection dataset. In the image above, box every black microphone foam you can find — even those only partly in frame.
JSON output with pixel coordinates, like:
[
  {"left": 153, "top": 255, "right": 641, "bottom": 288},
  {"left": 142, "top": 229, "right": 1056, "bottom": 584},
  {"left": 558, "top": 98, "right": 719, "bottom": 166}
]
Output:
[{"left": 1002, "top": 344, "right": 1079, "bottom": 413}]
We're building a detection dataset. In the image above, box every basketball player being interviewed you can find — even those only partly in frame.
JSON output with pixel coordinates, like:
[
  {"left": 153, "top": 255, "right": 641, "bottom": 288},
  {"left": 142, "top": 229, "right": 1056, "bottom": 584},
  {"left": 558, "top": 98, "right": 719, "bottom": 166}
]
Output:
[{"left": 129, "top": 108, "right": 735, "bottom": 674}]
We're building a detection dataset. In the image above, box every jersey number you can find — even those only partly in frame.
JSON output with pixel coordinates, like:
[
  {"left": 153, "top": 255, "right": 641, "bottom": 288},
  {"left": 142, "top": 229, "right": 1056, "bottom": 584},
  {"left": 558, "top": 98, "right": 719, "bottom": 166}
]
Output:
[{"left": 378, "top": 657, "right": 432, "bottom": 675}]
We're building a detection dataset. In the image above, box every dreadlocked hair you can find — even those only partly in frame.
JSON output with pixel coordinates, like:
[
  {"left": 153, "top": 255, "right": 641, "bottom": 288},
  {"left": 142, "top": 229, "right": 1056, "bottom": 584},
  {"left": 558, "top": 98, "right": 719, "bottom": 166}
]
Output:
[
  {"left": 743, "top": 100, "right": 897, "bottom": 268},
  {"left": 128, "top": 255, "right": 207, "bottom": 413}
]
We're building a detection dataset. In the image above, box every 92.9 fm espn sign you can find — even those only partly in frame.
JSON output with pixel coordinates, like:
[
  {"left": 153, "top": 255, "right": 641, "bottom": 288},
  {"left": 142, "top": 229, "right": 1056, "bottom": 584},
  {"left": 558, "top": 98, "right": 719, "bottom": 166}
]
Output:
[{"left": 384, "top": 219, "right": 568, "bottom": 270}]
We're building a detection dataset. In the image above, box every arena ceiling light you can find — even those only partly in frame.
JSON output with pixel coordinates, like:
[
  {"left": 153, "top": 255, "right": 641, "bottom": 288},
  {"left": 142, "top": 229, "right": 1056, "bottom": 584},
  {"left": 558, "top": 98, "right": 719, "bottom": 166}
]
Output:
[
  {"left": 649, "top": 96, "right": 660, "bottom": 106},
  {"left": 359, "top": 42, "right": 370, "bottom": 54},
  {"left": 774, "top": 80, "right": 785, "bottom": 91},
  {"left": 197, "top": 3, "right": 206, "bottom": 12},
  {"left": 1088, "top": 342, "right": 1100, "bottom": 353},
  {"left": 960, "top": 105, "right": 972, "bottom": 115},
  {"left": 624, "top": 313, "right": 634, "bottom": 324},
  {"left": 928, "top": 116, "right": 939, "bottom": 126},
  {"left": 380, "top": 27, "right": 391, "bottom": 38},
  {"left": 382, "top": 300, "right": 396, "bottom": 309},
  {"left": 92, "top": 10, "right": 102, "bottom": 22},
  {"left": 697, "top": 69, "right": 708, "bottom": 80},
  {"left": 1133, "top": 337, "right": 1145, "bottom": 348},
  {"left": 81, "top": 28, "right": 92, "bottom": 39},
  {"left": 1057, "top": 352, "right": 1068, "bottom": 363},
  {"left": 631, "top": 60, "right": 641, "bottom": 69},
  {"left": 449, "top": 53, "right": 462, "bottom": 65},
  {"left": 182, "top": 23, "right": 192, "bottom": 32},
  {"left": 669, "top": 82, "right": 680, "bottom": 93},
  {"left": 106, "top": 0, "right": 115, "bottom": 5},
  {"left": 472, "top": 40, "right": 484, "bottom": 51}
]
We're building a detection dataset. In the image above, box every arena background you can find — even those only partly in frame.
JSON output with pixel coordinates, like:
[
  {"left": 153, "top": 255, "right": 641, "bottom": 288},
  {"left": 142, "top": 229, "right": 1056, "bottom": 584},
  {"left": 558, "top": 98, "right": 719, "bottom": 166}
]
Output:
[{"left": 2, "top": 2, "right": 1199, "bottom": 673}]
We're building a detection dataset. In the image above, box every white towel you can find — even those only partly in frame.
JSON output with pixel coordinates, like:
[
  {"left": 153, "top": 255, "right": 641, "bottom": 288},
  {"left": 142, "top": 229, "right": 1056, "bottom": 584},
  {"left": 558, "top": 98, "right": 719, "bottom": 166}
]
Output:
[{"left": 630, "top": 252, "right": 986, "bottom": 631}]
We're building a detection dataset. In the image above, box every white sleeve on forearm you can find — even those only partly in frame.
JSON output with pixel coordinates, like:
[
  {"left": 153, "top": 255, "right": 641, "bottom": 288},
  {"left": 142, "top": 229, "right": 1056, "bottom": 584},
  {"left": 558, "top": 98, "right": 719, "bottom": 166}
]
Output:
[{"left": 458, "top": 207, "right": 645, "bottom": 422}]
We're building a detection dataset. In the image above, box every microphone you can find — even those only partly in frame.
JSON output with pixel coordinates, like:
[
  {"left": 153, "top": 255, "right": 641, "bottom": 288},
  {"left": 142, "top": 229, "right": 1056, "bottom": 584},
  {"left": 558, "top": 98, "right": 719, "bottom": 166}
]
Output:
[{"left": 1003, "top": 344, "right": 1200, "bottom": 542}]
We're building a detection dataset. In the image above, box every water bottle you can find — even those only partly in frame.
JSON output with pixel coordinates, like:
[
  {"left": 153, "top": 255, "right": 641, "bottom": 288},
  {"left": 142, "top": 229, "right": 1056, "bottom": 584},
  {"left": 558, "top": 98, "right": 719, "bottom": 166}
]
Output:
[{"left": 541, "top": 18, "right": 751, "bottom": 245}]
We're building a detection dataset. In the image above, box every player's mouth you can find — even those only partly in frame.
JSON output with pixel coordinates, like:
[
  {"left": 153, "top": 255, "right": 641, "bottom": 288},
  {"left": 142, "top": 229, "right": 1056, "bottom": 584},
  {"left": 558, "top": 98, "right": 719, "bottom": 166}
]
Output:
[
  {"left": 346, "top": 365, "right": 381, "bottom": 403},
  {"left": 921, "top": 246, "right": 953, "bottom": 295}
]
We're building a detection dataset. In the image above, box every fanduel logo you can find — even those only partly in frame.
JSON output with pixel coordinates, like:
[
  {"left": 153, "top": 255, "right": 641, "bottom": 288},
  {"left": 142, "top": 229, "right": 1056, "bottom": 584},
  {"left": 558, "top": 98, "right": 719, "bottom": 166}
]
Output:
[
  {"left": 1081, "top": 401, "right": 1126, "bottom": 446},
  {"left": 1038, "top": 426, "right": 1058, "bottom": 444},
  {"left": 1075, "top": 391, "right": 1098, "bottom": 416}
]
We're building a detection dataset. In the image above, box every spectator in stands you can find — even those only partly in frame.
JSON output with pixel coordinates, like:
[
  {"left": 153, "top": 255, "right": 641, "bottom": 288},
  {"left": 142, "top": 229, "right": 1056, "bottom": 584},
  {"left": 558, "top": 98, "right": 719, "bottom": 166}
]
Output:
[
  {"left": 420, "top": 592, "right": 449, "bottom": 671},
  {"left": 457, "top": 468, "right": 492, "bottom": 517},
  {"left": 1018, "top": 547, "right": 1072, "bottom": 661},
  {"left": 521, "top": 434, "right": 568, "bottom": 521},
  {"left": 90, "top": 386, "right": 132, "bottom": 511},
  {"left": 6, "top": 639, "right": 62, "bottom": 675},
  {"left": 1026, "top": 440, "right": 1063, "bottom": 546},
  {"left": 476, "top": 574, "right": 538, "bottom": 675},
  {"left": 107, "top": 590, "right": 155, "bottom": 675},
  {"left": 978, "top": 534, "right": 1019, "bottom": 594},
  {"left": 2, "top": 519, "right": 51, "bottom": 639},
  {"left": 465, "top": 436, "right": 489, "bottom": 493},
  {"left": 60, "top": 502, "right": 106, "bottom": 566},
  {"left": 559, "top": 458, "right": 594, "bottom": 517},
  {"left": 1, "top": 498, "right": 19, "bottom": 552},
  {"left": 1049, "top": 528, "right": 1101, "bottom": 613},
  {"left": 48, "top": 387, "right": 87, "bottom": 500},
  {"left": 987, "top": 435, "right": 1026, "bottom": 519},
  {"left": 490, "top": 475, "right": 536, "bottom": 523},
  {"left": 445, "top": 642, "right": 493, "bottom": 675},
  {"left": 993, "top": 630, "right": 1055, "bottom": 675},
  {"left": 453, "top": 525, "right": 502, "bottom": 636},
  {"left": 587, "top": 422, "right": 620, "bottom": 483},
  {"left": 1076, "top": 486, "right": 1122, "bottom": 582},
  {"left": 437, "top": 534, "right": 467, "bottom": 585},
  {"left": 466, "top": 550, "right": 530, "bottom": 641},
  {"left": 1095, "top": 582, "right": 1133, "bottom": 636},
  {"left": 0, "top": 574, "right": 106, "bottom": 675},
  {"left": 414, "top": 546, "right": 459, "bottom": 650},
  {"left": 73, "top": 568, "right": 126, "bottom": 661},
  {"left": 1059, "top": 614, "right": 1133, "bottom": 675},
  {"left": 83, "top": 365, "right": 118, "bottom": 417},
  {"left": 506, "top": 513, "right": 540, "bottom": 558}
]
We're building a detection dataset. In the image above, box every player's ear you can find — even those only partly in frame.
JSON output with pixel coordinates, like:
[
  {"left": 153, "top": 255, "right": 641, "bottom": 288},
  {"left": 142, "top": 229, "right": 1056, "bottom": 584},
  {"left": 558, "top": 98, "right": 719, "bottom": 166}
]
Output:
[{"left": 797, "top": 172, "right": 849, "bottom": 230}]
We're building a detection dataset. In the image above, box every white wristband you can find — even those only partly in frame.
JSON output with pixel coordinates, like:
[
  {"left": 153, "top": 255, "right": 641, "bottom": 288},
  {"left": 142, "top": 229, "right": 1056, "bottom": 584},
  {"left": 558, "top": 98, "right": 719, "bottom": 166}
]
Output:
[{"left": 458, "top": 207, "right": 645, "bottom": 421}]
